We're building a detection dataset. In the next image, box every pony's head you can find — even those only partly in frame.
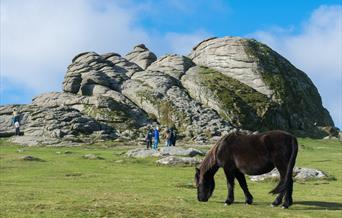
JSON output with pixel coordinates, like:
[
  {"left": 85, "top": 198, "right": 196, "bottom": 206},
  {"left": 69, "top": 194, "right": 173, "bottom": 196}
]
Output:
[{"left": 195, "top": 167, "right": 215, "bottom": 202}]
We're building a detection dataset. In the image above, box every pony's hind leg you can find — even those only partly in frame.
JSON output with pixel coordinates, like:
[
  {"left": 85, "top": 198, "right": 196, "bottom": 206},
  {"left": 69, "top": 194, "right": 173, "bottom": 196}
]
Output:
[
  {"left": 235, "top": 171, "right": 253, "bottom": 204},
  {"left": 282, "top": 177, "right": 293, "bottom": 208},
  {"left": 272, "top": 192, "right": 285, "bottom": 207},
  {"left": 271, "top": 165, "right": 287, "bottom": 207},
  {"left": 223, "top": 167, "right": 235, "bottom": 205}
]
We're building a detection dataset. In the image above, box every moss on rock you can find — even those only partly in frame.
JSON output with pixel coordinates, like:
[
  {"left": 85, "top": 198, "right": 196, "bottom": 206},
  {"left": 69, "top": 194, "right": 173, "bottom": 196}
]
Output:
[
  {"left": 197, "top": 66, "right": 273, "bottom": 130},
  {"left": 243, "top": 39, "right": 334, "bottom": 131}
]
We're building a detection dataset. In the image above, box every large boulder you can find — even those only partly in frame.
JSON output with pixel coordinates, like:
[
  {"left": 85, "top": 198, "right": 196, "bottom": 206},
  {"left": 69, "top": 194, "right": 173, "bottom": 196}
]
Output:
[
  {"left": 182, "top": 66, "right": 275, "bottom": 130},
  {"left": 189, "top": 37, "right": 334, "bottom": 134},
  {"left": 146, "top": 54, "right": 195, "bottom": 80},
  {"left": 126, "top": 148, "right": 160, "bottom": 158},
  {"left": 125, "top": 44, "right": 157, "bottom": 69},
  {"left": 63, "top": 52, "right": 130, "bottom": 94},
  {"left": 126, "top": 147, "right": 205, "bottom": 158},
  {"left": 156, "top": 156, "right": 201, "bottom": 166},
  {"left": 159, "top": 147, "right": 205, "bottom": 157}
]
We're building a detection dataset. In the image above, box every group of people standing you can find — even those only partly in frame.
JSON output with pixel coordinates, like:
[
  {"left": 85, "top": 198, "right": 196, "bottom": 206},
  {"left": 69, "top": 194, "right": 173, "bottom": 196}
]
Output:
[{"left": 145, "top": 126, "right": 177, "bottom": 150}]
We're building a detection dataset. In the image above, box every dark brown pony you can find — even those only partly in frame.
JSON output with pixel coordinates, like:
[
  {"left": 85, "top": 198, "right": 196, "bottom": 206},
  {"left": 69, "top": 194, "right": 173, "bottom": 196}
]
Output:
[{"left": 195, "top": 130, "right": 298, "bottom": 208}]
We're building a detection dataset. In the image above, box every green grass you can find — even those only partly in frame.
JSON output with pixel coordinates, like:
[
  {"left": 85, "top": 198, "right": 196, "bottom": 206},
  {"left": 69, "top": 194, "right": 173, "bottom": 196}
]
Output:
[{"left": 0, "top": 138, "right": 341, "bottom": 217}]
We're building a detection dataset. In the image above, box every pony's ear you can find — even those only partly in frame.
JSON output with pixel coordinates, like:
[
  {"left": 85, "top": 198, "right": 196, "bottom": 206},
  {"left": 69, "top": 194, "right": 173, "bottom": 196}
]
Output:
[{"left": 195, "top": 167, "right": 200, "bottom": 173}]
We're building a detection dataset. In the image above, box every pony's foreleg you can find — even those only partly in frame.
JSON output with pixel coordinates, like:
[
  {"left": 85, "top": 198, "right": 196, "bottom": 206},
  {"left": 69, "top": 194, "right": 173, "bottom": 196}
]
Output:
[
  {"left": 235, "top": 171, "right": 253, "bottom": 204},
  {"left": 223, "top": 168, "right": 235, "bottom": 205}
]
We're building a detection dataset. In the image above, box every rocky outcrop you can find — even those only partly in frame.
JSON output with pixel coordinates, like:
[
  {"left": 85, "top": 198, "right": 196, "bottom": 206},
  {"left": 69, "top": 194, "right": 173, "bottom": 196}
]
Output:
[
  {"left": 125, "top": 44, "right": 157, "bottom": 69},
  {"left": 0, "top": 37, "right": 335, "bottom": 145},
  {"left": 32, "top": 92, "right": 150, "bottom": 132},
  {"left": 0, "top": 104, "right": 116, "bottom": 145}
]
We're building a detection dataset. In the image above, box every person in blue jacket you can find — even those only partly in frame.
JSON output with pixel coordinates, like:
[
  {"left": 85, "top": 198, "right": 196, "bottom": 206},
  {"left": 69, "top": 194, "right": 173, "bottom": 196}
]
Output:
[{"left": 153, "top": 126, "right": 159, "bottom": 150}]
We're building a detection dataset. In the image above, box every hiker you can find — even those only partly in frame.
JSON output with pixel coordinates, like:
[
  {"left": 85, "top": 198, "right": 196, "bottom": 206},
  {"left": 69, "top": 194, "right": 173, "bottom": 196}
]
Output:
[
  {"left": 12, "top": 110, "right": 20, "bottom": 136},
  {"left": 145, "top": 127, "right": 153, "bottom": 149},
  {"left": 170, "top": 127, "right": 177, "bottom": 146},
  {"left": 164, "top": 128, "right": 172, "bottom": 147},
  {"left": 153, "top": 126, "right": 159, "bottom": 150},
  {"left": 14, "top": 121, "right": 20, "bottom": 136}
]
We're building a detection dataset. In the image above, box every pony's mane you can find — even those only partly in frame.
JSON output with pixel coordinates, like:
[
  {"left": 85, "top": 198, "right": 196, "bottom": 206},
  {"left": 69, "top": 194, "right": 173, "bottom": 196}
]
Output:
[{"left": 199, "top": 133, "right": 237, "bottom": 179}]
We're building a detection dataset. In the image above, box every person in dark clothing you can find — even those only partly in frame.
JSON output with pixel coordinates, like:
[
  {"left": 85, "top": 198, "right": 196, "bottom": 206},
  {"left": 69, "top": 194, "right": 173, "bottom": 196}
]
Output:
[
  {"left": 14, "top": 121, "right": 20, "bottom": 136},
  {"left": 170, "top": 127, "right": 177, "bottom": 146},
  {"left": 165, "top": 128, "right": 172, "bottom": 147},
  {"left": 145, "top": 127, "right": 153, "bottom": 149}
]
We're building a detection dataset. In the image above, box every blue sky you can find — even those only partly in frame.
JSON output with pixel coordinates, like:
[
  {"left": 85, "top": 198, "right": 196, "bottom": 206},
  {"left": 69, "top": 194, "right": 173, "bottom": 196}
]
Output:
[{"left": 1, "top": 0, "right": 341, "bottom": 128}]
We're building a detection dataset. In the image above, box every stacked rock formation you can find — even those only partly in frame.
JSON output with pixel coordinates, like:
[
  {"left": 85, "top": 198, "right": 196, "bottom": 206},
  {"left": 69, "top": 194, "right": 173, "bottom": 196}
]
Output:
[{"left": 0, "top": 37, "right": 335, "bottom": 145}]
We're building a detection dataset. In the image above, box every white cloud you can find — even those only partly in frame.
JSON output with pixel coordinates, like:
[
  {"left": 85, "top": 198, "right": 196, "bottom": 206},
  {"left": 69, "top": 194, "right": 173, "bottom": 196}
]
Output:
[
  {"left": 0, "top": 0, "right": 209, "bottom": 100},
  {"left": 0, "top": 0, "right": 151, "bottom": 93},
  {"left": 250, "top": 5, "right": 342, "bottom": 128}
]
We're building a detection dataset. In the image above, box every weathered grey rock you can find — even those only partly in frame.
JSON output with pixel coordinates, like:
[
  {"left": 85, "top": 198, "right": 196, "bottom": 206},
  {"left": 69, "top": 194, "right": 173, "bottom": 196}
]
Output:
[
  {"left": 189, "top": 37, "right": 334, "bottom": 132},
  {"left": 159, "top": 147, "right": 205, "bottom": 157},
  {"left": 121, "top": 69, "right": 233, "bottom": 137},
  {"left": 126, "top": 147, "right": 205, "bottom": 158},
  {"left": 83, "top": 154, "right": 104, "bottom": 160},
  {"left": 249, "top": 167, "right": 328, "bottom": 182},
  {"left": 182, "top": 66, "right": 273, "bottom": 130},
  {"left": 126, "top": 148, "right": 159, "bottom": 158},
  {"left": 147, "top": 54, "right": 195, "bottom": 79},
  {"left": 32, "top": 92, "right": 151, "bottom": 133},
  {"left": 125, "top": 44, "right": 157, "bottom": 69},
  {"left": 63, "top": 51, "right": 135, "bottom": 94},
  {"left": 103, "top": 52, "right": 143, "bottom": 77},
  {"left": 190, "top": 37, "right": 272, "bottom": 96},
  {"left": 0, "top": 104, "right": 117, "bottom": 145},
  {"left": 156, "top": 156, "right": 201, "bottom": 166}
]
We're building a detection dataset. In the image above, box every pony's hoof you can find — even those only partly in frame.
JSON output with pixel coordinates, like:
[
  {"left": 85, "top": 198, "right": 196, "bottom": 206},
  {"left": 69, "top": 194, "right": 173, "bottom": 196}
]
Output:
[
  {"left": 245, "top": 199, "right": 253, "bottom": 205},
  {"left": 271, "top": 204, "right": 275, "bottom": 207},
  {"left": 281, "top": 206, "right": 289, "bottom": 209},
  {"left": 225, "top": 199, "right": 234, "bottom": 205},
  {"left": 224, "top": 203, "right": 228, "bottom": 206}
]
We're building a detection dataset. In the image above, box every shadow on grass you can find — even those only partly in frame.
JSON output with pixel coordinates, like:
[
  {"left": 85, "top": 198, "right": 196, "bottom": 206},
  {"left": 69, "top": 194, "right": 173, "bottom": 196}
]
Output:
[
  {"left": 210, "top": 200, "right": 342, "bottom": 211},
  {"left": 294, "top": 201, "right": 342, "bottom": 210}
]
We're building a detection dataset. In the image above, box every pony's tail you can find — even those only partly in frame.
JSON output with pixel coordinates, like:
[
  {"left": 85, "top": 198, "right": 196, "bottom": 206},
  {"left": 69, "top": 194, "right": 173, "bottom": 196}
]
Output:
[{"left": 270, "top": 136, "right": 298, "bottom": 194}]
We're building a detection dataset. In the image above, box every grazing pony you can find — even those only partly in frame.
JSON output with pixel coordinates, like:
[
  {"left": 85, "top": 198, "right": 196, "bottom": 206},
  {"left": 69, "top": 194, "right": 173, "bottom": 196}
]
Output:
[{"left": 194, "top": 130, "right": 298, "bottom": 208}]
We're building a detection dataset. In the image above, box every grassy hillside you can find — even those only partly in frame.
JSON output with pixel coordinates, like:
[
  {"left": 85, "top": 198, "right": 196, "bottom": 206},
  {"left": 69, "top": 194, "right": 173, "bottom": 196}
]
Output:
[{"left": 0, "top": 138, "right": 341, "bottom": 218}]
